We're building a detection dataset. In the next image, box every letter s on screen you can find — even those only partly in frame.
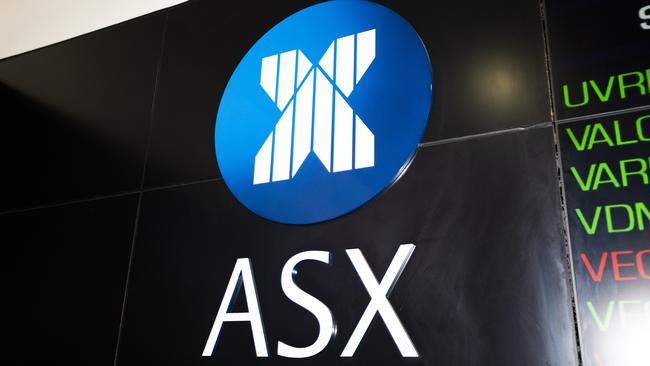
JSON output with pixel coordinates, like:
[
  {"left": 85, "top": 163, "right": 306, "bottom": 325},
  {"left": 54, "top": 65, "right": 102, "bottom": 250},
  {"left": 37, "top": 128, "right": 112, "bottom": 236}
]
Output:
[{"left": 641, "top": 5, "right": 650, "bottom": 30}]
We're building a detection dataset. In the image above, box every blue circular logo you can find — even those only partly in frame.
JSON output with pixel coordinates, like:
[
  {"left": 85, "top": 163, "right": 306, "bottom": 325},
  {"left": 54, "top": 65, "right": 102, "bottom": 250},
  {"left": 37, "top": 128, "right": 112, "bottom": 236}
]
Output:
[{"left": 215, "top": 1, "right": 432, "bottom": 224}]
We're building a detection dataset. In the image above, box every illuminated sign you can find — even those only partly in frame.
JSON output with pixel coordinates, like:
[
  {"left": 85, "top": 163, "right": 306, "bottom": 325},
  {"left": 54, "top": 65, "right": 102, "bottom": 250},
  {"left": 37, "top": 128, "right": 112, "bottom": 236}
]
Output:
[
  {"left": 214, "top": 1, "right": 432, "bottom": 224},
  {"left": 561, "top": 68, "right": 650, "bottom": 109},
  {"left": 560, "top": 111, "right": 650, "bottom": 366}
]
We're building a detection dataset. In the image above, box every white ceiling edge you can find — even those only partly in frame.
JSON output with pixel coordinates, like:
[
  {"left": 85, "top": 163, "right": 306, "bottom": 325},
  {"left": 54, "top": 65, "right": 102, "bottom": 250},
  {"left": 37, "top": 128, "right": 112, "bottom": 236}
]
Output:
[{"left": 0, "top": 0, "right": 188, "bottom": 60}]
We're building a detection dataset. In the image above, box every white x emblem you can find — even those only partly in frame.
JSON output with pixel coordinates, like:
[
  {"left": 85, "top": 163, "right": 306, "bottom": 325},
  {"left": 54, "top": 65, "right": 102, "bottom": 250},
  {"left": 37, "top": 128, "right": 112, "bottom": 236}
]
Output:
[{"left": 253, "top": 29, "right": 376, "bottom": 184}]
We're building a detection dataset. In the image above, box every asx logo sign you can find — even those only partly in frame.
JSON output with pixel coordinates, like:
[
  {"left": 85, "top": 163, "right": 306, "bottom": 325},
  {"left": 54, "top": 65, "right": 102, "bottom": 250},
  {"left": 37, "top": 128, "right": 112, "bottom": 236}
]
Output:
[
  {"left": 214, "top": 1, "right": 432, "bottom": 224},
  {"left": 254, "top": 29, "right": 376, "bottom": 184},
  {"left": 202, "top": 244, "right": 419, "bottom": 359}
]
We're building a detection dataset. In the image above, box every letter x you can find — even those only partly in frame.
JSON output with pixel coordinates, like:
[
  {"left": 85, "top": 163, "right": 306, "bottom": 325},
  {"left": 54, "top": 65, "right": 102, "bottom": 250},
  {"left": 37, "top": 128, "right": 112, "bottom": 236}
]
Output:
[
  {"left": 342, "top": 244, "right": 419, "bottom": 357},
  {"left": 253, "top": 29, "right": 376, "bottom": 184}
]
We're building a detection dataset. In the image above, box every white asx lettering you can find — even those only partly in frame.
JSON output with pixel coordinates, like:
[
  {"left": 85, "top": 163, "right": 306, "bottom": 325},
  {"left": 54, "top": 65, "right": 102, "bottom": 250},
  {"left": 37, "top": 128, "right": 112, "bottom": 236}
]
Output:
[
  {"left": 341, "top": 244, "right": 419, "bottom": 357},
  {"left": 202, "top": 258, "right": 268, "bottom": 357},
  {"left": 202, "top": 244, "right": 417, "bottom": 358},
  {"left": 277, "top": 251, "right": 335, "bottom": 358}
]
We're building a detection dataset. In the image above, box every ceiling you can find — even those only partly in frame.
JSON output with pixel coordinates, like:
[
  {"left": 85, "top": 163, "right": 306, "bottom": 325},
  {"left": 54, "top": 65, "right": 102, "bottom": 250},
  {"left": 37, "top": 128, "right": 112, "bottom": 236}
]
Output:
[{"left": 0, "top": 0, "right": 187, "bottom": 60}]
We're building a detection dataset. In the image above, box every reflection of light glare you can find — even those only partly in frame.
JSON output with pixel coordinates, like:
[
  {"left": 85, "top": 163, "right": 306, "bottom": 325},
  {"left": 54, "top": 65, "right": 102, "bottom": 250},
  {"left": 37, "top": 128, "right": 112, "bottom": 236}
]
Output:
[
  {"left": 603, "top": 326, "right": 650, "bottom": 366},
  {"left": 473, "top": 60, "right": 519, "bottom": 111},
  {"left": 492, "top": 71, "right": 514, "bottom": 98}
]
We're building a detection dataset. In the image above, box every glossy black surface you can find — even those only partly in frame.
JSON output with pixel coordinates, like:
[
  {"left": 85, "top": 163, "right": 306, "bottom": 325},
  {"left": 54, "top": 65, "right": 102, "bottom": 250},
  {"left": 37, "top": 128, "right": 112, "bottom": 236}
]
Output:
[
  {"left": 117, "top": 127, "right": 578, "bottom": 365},
  {"left": 3, "top": 194, "right": 139, "bottom": 365},
  {"left": 143, "top": 0, "right": 321, "bottom": 188},
  {"left": 144, "top": 0, "right": 551, "bottom": 187},
  {"left": 381, "top": 0, "right": 551, "bottom": 140},
  {"left": 545, "top": 0, "right": 650, "bottom": 119},
  {"left": 559, "top": 110, "right": 650, "bottom": 366},
  {"left": 0, "top": 13, "right": 165, "bottom": 211}
]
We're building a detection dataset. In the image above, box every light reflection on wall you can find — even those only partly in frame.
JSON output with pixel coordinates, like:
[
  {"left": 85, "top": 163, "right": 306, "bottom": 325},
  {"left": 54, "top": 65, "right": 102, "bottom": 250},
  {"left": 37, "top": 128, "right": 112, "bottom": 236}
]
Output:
[
  {"left": 590, "top": 285, "right": 650, "bottom": 366},
  {"left": 595, "top": 325, "right": 650, "bottom": 366},
  {"left": 470, "top": 56, "right": 525, "bottom": 118}
]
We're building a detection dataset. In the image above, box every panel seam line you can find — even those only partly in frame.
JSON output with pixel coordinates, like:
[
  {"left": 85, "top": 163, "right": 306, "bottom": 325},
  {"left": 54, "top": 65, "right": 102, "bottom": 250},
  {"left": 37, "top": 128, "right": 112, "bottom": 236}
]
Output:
[{"left": 112, "top": 11, "right": 169, "bottom": 366}]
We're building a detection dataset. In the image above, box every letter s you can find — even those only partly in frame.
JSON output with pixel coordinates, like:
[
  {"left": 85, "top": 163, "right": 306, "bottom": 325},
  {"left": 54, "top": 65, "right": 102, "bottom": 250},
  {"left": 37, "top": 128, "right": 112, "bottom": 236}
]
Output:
[
  {"left": 641, "top": 5, "right": 650, "bottom": 30},
  {"left": 277, "top": 251, "right": 335, "bottom": 358}
]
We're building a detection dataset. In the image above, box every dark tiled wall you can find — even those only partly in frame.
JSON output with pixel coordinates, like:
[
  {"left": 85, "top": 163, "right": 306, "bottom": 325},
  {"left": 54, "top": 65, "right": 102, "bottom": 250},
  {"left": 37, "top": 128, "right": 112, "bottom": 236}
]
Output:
[
  {"left": 0, "top": 13, "right": 166, "bottom": 211},
  {"left": 1, "top": 1, "right": 648, "bottom": 365},
  {"left": 3, "top": 194, "right": 139, "bottom": 366}
]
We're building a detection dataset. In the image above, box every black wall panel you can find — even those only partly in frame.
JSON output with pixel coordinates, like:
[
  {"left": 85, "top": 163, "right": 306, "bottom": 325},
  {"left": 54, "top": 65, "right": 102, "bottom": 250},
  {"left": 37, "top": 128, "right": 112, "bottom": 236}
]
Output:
[
  {"left": 380, "top": 0, "right": 551, "bottom": 141},
  {"left": 143, "top": 0, "right": 321, "bottom": 188},
  {"left": 3, "top": 195, "right": 139, "bottom": 365},
  {"left": 0, "top": 13, "right": 165, "bottom": 211}
]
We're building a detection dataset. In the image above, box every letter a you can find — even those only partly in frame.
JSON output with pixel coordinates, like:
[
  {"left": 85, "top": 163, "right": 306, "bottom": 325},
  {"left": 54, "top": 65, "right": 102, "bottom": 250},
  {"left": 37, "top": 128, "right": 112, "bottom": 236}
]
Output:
[{"left": 202, "top": 258, "right": 268, "bottom": 357}]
